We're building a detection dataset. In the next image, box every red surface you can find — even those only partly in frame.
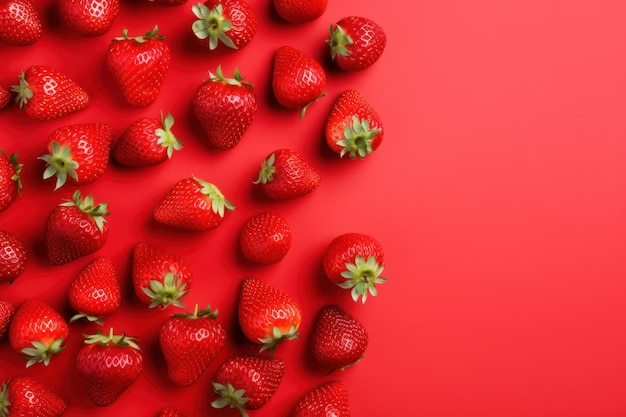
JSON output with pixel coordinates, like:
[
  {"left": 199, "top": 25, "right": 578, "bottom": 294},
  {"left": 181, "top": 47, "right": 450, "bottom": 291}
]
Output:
[{"left": 2, "top": 1, "right": 626, "bottom": 416}]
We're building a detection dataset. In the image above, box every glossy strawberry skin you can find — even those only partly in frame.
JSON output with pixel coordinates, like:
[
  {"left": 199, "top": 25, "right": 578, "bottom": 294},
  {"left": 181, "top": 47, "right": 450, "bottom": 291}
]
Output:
[
  {"left": 0, "top": 0, "right": 42, "bottom": 45},
  {"left": 273, "top": 0, "right": 326, "bottom": 23},
  {"left": 327, "top": 16, "right": 386, "bottom": 71},
  {"left": 239, "top": 212, "right": 292, "bottom": 264},
  {"left": 323, "top": 233, "right": 384, "bottom": 284},
  {"left": 0, "top": 150, "right": 21, "bottom": 212},
  {"left": 192, "top": 0, "right": 257, "bottom": 53},
  {"left": 292, "top": 381, "right": 350, "bottom": 417},
  {"left": 254, "top": 149, "right": 320, "bottom": 201},
  {"left": 0, "top": 375, "right": 67, "bottom": 417},
  {"left": 0, "top": 229, "right": 27, "bottom": 283},
  {"left": 0, "top": 300, "right": 14, "bottom": 341},
  {"left": 57, "top": 0, "right": 119, "bottom": 37},
  {"left": 69, "top": 256, "right": 121, "bottom": 322},
  {"left": 0, "top": 84, "right": 11, "bottom": 108},
  {"left": 158, "top": 407, "right": 187, "bottom": 417}
]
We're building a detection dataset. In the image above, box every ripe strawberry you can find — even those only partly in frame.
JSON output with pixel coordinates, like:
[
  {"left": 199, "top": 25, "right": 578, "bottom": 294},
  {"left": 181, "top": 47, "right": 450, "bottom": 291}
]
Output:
[
  {"left": 0, "top": 150, "right": 22, "bottom": 212},
  {"left": 112, "top": 112, "right": 183, "bottom": 167},
  {"left": 132, "top": 242, "right": 193, "bottom": 309},
  {"left": 311, "top": 304, "right": 368, "bottom": 371},
  {"left": 158, "top": 407, "right": 187, "bottom": 417},
  {"left": 327, "top": 16, "right": 387, "bottom": 71},
  {"left": 292, "top": 381, "right": 350, "bottom": 417},
  {"left": 192, "top": 65, "right": 257, "bottom": 150},
  {"left": 0, "top": 375, "right": 66, "bottom": 417},
  {"left": 239, "top": 212, "right": 292, "bottom": 264},
  {"left": 272, "top": 0, "right": 326, "bottom": 24},
  {"left": 325, "top": 89, "right": 384, "bottom": 159},
  {"left": 106, "top": 26, "right": 171, "bottom": 107},
  {"left": 57, "top": 0, "right": 119, "bottom": 37},
  {"left": 211, "top": 354, "right": 285, "bottom": 416},
  {"left": 8, "top": 298, "right": 69, "bottom": 367},
  {"left": 0, "top": 300, "right": 14, "bottom": 341},
  {"left": 191, "top": 0, "right": 257, "bottom": 53},
  {"left": 322, "top": 232, "right": 387, "bottom": 303},
  {"left": 153, "top": 176, "right": 234, "bottom": 231},
  {"left": 0, "top": 84, "right": 12, "bottom": 108},
  {"left": 159, "top": 304, "right": 226, "bottom": 386},
  {"left": 68, "top": 256, "right": 121, "bottom": 324},
  {"left": 0, "top": 0, "right": 42, "bottom": 45},
  {"left": 272, "top": 45, "right": 326, "bottom": 118},
  {"left": 238, "top": 276, "right": 301, "bottom": 353},
  {"left": 0, "top": 230, "right": 27, "bottom": 284},
  {"left": 75, "top": 328, "right": 143, "bottom": 407},
  {"left": 253, "top": 149, "right": 320, "bottom": 201},
  {"left": 11, "top": 65, "right": 89, "bottom": 120},
  {"left": 45, "top": 190, "right": 110, "bottom": 265},
  {"left": 39, "top": 123, "right": 113, "bottom": 190}
]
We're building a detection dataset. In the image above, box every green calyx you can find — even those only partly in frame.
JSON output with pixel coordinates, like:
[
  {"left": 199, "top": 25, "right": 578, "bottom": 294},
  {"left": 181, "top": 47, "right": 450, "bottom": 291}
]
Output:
[
  {"left": 326, "top": 23, "right": 354, "bottom": 60},
  {"left": 258, "top": 325, "right": 299, "bottom": 355},
  {"left": 173, "top": 303, "right": 218, "bottom": 319},
  {"left": 207, "top": 65, "right": 252, "bottom": 88},
  {"left": 337, "top": 116, "right": 382, "bottom": 159},
  {"left": 0, "top": 382, "right": 11, "bottom": 417},
  {"left": 156, "top": 112, "right": 183, "bottom": 159},
  {"left": 39, "top": 141, "right": 80, "bottom": 190},
  {"left": 252, "top": 153, "right": 275, "bottom": 185},
  {"left": 11, "top": 71, "right": 33, "bottom": 109},
  {"left": 194, "top": 176, "right": 235, "bottom": 217},
  {"left": 337, "top": 255, "right": 387, "bottom": 303},
  {"left": 192, "top": 3, "right": 237, "bottom": 50},
  {"left": 211, "top": 382, "right": 250, "bottom": 417},
  {"left": 69, "top": 312, "right": 104, "bottom": 325},
  {"left": 1, "top": 150, "right": 23, "bottom": 195},
  {"left": 59, "top": 190, "right": 110, "bottom": 233},
  {"left": 299, "top": 92, "right": 326, "bottom": 119},
  {"left": 114, "top": 25, "right": 164, "bottom": 43},
  {"left": 142, "top": 272, "right": 189, "bottom": 309},
  {"left": 84, "top": 327, "right": 140, "bottom": 350},
  {"left": 21, "top": 338, "right": 66, "bottom": 367}
]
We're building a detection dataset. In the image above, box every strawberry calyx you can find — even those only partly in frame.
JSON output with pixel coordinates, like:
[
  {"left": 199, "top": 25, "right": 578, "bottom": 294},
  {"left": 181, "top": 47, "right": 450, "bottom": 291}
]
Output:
[
  {"left": 84, "top": 327, "right": 140, "bottom": 350},
  {"left": 39, "top": 141, "right": 79, "bottom": 190},
  {"left": 69, "top": 312, "right": 104, "bottom": 325},
  {"left": 21, "top": 337, "right": 66, "bottom": 367},
  {"left": 1, "top": 150, "right": 23, "bottom": 195},
  {"left": 258, "top": 325, "right": 299, "bottom": 355},
  {"left": 207, "top": 65, "right": 252, "bottom": 88},
  {"left": 173, "top": 303, "right": 218, "bottom": 319},
  {"left": 141, "top": 272, "right": 189, "bottom": 309},
  {"left": 326, "top": 23, "right": 354, "bottom": 60},
  {"left": 337, "top": 255, "right": 387, "bottom": 303},
  {"left": 59, "top": 190, "right": 110, "bottom": 233},
  {"left": 337, "top": 116, "right": 382, "bottom": 159},
  {"left": 211, "top": 382, "right": 250, "bottom": 417},
  {"left": 156, "top": 112, "right": 183, "bottom": 159},
  {"left": 0, "top": 381, "right": 11, "bottom": 417},
  {"left": 192, "top": 3, "right": 237, "bottom": 50},
  {"left": 299, "top": 92, "right": 326, "bottom": 119},
  {"left": 11, "top": 72, "right": 34, "bottom": 109},
  {"left": 194, "top": 176, "right": 235, "bottom": 217},
  {"left": 252, "top": 153, "right": 276, "bottom": 185},
  {"left": 113, "top": 26, "right": 164, "bottom": 43}
]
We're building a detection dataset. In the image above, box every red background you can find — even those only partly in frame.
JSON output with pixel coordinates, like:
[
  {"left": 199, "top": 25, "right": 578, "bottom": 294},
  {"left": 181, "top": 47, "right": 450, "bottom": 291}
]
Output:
[{"left": 2, "top": 0, "right": 626, "bottom": 416}]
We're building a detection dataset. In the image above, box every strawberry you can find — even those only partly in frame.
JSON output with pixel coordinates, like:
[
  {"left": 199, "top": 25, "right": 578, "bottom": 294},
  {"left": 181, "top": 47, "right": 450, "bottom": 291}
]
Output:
[
  {"left": 75, "top": 328, "right": 143, "bottom": 407},
  {"left": 57, "top": 0, "right": 119, "bottom": 37},
  {"left": 0, "top": 375, "right": 66, "bottom": 417},
  {"left": 322, "top": 232, "right": 387, "bottom": 303},
  {"left": 239, "top": 212, "right": 292, "bottom": 264},
  {"left": 8, "top": 298, "right": 69, "bottom": 367},
  {"left": 272, "top": 0, "right": 326, "bottom": 24},
  {"left": 327, "top": 16, "right": 387, "bottom": 71},
  {"left": 112, "top": 112, "right": 183, "bottom": 167},
  {"left": 238, "top": 276, "right": 301, "bottom": 353},
  {"left": 0, "top": 0, "right": 42, "bottom": 46},
  {"left": 0, "top": 300, "right": 14, "bottom": 341},
  {"left": 0, "top": 230, "right": 27, "bottom": 284},
  {"left": 311, "top": 304, "right": 368, "bottom": 371},
  {"left": 45, "top": 189, "right": 110, "bottom": 265},
  {"left": 292, "top": 381, "right": 350, "bottom": 417},
  {"left": 0, "top": 150, "right": 22, "bottom": 212},
  {"left": 131, "top": 242, "right": 193, "bottom": 309},
  {"left": 0, "top": 84, "right": 12, "bottom": 108},
  {"left": 191, "top": 0, "right": 257, "bottom": 53},
  {"left": 158, "top": 407, "right": 187, "bottom": 417},
  {"left": 68, "top": 256, "right": 121, "bottom": 324},
  {"left": 325, "top": 89, "right": 384, "bottom": 159},
  {"left": 211, "top": 354, "right": 285, "bottom": 416},
  {"left": 39, "top": 123, "right": 113, "bottom": 190},
  {"left": 106, "top": 26, "right": 171, "bottom": 107},
  {"left": 153, "top": 176, "right": 234, "bottom": 231},
  {"left": 11, "top": 65, "right": 89, "bottom": 120},
  {"left": 272, "top": 45, "right": 326, "bottom": 118},
  {"left": 253, "top": 149, "right": 320, "bottom": 201},
  {"left": 192, "top": 65, "right": 257, "bottom": 150},
  {"left": 159, "top": 304, "right": 226, "bottom": 386}
]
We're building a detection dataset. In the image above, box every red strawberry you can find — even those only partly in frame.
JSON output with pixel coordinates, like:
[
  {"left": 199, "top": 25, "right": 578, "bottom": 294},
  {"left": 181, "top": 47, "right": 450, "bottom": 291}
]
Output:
[
  {"left": 0, "top": 375, "right": 66, "bottom": 417},
  {"left": 325, "top": 89, "right": 384, "bottom": 159},
  {"left": 191, "top": 0, "right": 257, "bottom": 53},
  {"left": 292, "top": 381, "right": 350, "bottom": 417},
  {"left": 131, "top": 242, "right": 193, "bottom": 309},
  {"left": 239, "top": 212, "right": 292, "bottom": 264},
  {"left": 158, "top": 407, "right": 187, "bottom": 417},
  {"left": 0, "top": 300, "right": 14, "bottom": 341},
  {"left": 57, "top": 0, "right": 119, "bottom": 37},
  {"left": 311, "top": 304, "right": 368, "bottom": 371},
  {"left": 272, "top": 45, "right": 326, "bottom": 118},
  {"left": 322, "top": 232, "right": 387, "bottom": 303},
  {"left": 0, "top": 84, "right": 12, "bottom": 108},
  {"left": 0, "top": 230, "right": 27, "bottom": 284},
  {"left": 68, "top": 256, "right": 121, "bottom": 324},
  {"left": 273, "top": 0, "right": 326, "bottom": 24},
  {"left": 153, "top": 176, "right": 234, "bottom": 231},
  {"left": 192, "top": 65, "right": 257, "bottom": 150},
  {"left": 253, "top": 149, "right": 320, "bottom": 201},
  {"left": 327, "top": 16, "right": 386, "bottom": 71},
  {"left": 159, "top": 304, "right": 226, "bottom": 386},
  {"left": 238, "top": 276, "right": 301, "bottom": 353},
  {"left": 211, "top": 354, "right": 285, "bottom": 416},
  {"left": 75, "top": 328, "right": 143, "bottom": 407},
  {"left": 106, "top": 26, "right": 171, "bottom": 107},
  {"left": 11, "top": 65, "right": 89, "bottom": 120},
  {"left": 45, "top": 190, "right": 110, "bottom": 265},
  {"left": 8, "top": 298, "right": 69, "bottom": 367},
  {"left": 112, "top": 112, "right": 183, "bottom": 167},
  {"left": 39, "top": 123, "right": 113, "bottom": 190},
  {"left": 0, "top": 0, "right": 42, "bottom": 45},
  {"left": 0, "top": 150, "right": 22, "bottom": 212}
]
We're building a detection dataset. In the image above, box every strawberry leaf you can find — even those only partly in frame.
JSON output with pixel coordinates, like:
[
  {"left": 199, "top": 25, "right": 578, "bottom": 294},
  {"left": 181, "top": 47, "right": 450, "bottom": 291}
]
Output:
[
  {"left": 337, "top": 255, "right": 387, "bottom": 303},
  {"left": 191, "top": 3, "right": 237, "bottom": 50}
]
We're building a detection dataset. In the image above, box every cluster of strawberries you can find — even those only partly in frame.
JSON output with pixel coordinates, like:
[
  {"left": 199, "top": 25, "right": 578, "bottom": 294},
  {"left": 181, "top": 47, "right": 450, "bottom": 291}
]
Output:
[{"left": 0, "top": 0, "right": 389, "bottom": 415}]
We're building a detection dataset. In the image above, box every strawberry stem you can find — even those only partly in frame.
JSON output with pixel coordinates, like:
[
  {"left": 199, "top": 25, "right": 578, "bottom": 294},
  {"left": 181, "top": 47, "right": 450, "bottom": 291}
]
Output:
[
  {"left": 84, "top": 328, "right": 140, "bottom": 350},
  {"left": 211, "top": 382, "right": 250, "bottom": 417},
  {"left": 326, "top": 23, "right": 354, "bottom": 60},
  {"left": 11, "top": 72, "right": 33, "bottom": 109},
  {"left": 191, "top": 3, "right": 237, "bottom": 50},
  {"left": 194, "top": 177, "right": 235, "bottom": 216},
  {"left": 59, "top": 190, "right": 109, "bottom": 233},
  {"left": 337, "top": 255, "right": 387, "bottom": 303},
  {"left": 39, "top": 141, "right": 80, "bottom": 190},
  {"left": 141, "top": 272, "right": 188, "bottom": 309},
  {"left": 337, "top": 116, "right": 382, "bottom": 159},
  {"left": 156, "top": 112, "right": 183, "bottom": 159}
]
